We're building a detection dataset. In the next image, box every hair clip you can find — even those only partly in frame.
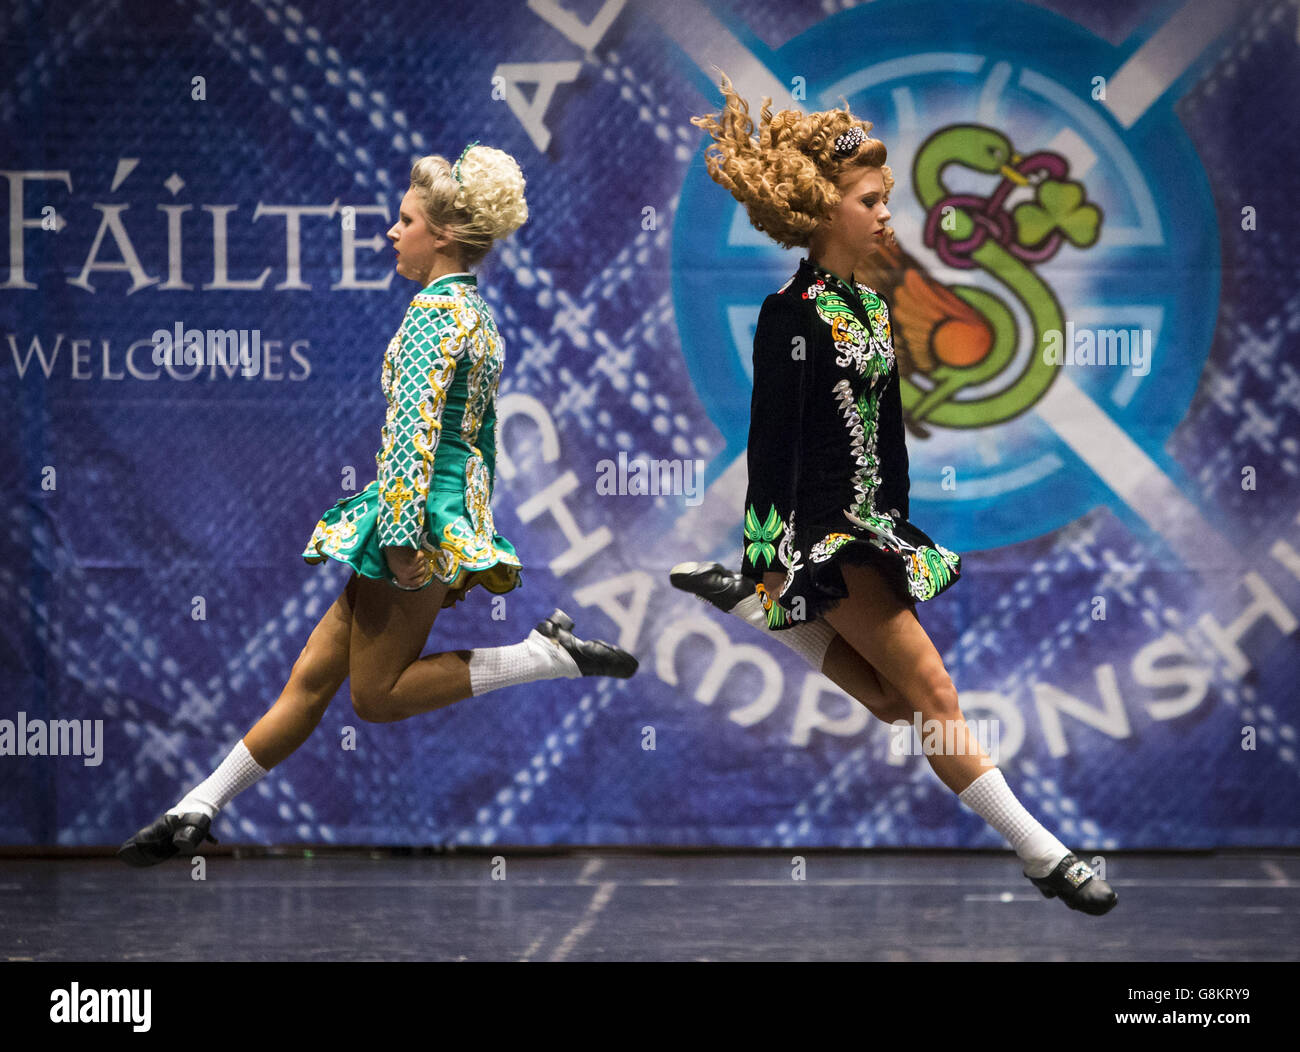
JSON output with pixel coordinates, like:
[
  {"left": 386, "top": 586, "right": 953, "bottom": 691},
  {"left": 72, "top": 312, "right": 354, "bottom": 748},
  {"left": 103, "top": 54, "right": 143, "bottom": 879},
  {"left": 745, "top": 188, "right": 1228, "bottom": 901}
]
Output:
[
  {"left": 453, "top": 140, "right": 480, "bottom": 184},
  {"left": 834, "top": 127, "right": 866, "bottom": 157}
]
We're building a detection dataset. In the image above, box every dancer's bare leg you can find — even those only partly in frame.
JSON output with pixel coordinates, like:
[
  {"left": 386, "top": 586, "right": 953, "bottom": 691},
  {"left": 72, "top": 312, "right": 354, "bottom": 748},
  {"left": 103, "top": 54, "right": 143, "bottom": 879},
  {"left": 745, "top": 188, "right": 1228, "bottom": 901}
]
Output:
[
  {"left": 345, "top": 571, "right": 636, "bottom": 724},
  {"left": 819, "top": 633, "right": 914, "bottom": 726},
  {"left": 346, "top": 571, "right": 471, "bottom": 723},
  {"left": 244, "top": 572, "right": 360, "bottom": 768},
  {"left": 808, "top": 564, "right": 987, "bottom": 793},
  {"left": 150, "top": 568, "right": 621, "bottom": 831},
  {"left": 758, "top": 570, "right": 914, "bottom": 729},
  {"left": 121, "top": 571, "right": 368, "bottom": 861},
  {"left": 811, "top": 561, "right": 1115, "bottom": 909},
  {"left": 671, "top": 546, "right": 1111, "bottom": 906},
  {"left": 162, "top": 571, "right": 464, "bottom": 826}
]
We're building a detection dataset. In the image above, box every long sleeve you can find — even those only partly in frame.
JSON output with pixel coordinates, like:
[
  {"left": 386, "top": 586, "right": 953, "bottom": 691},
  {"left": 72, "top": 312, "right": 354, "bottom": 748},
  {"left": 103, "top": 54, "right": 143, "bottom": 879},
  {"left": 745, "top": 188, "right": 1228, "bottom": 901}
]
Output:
[
  {"left": 873, "top": 359, "right": 911, "bottom": 522},
  {"left": 375, "top": 296, "right": 462, "bottom": 549},
  {"left": 865, "top": 290, "right": 910, "bottom": 523},
  {"left": 742, "top": 292, "right": 812, "bottom": 577}
]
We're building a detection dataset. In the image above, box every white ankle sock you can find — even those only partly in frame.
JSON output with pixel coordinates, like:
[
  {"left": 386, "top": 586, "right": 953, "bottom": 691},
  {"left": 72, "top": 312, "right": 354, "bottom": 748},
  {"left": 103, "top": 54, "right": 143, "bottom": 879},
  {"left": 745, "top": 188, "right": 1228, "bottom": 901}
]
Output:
[
  {"left": 957, "top": 768, "right": 1070, "bottom": 878},
  {"left": 468, "top": 629, "right": 581, "bottom": 696},
  {"left": 730, "top": 591, "right": 837, "bottom": 669},
  {"left": 168, "top": 739, "right": 269, "bottom": 820}
]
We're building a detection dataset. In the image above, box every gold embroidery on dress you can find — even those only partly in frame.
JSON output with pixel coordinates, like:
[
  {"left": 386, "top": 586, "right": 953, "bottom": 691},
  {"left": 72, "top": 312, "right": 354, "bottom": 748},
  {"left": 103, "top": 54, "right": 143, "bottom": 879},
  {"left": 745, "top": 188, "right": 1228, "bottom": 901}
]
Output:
[{"left": 362, "top": 284, "right": 522, "bottom": 584}]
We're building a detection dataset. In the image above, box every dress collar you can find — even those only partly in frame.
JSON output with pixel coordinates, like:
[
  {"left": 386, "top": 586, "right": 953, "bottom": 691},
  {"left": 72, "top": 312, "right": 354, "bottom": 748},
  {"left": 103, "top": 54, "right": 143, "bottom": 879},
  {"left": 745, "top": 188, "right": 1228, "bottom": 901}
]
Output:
[
  {"left": 799, "top": 256, "right": 860, "bottom": 296},
  {"left": 796, "top": 257, "right": 887, "bottom": 341},
  {"left": 423, "top": 271, "right": 476, "bottom": 293}
]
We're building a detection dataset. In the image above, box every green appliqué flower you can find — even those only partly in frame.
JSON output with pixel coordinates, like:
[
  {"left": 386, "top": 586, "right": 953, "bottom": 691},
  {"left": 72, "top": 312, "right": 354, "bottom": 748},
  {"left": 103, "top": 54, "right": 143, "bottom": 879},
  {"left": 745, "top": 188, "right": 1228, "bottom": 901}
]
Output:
[{"left": 744, "top": 503, "right": 784, "bottom": 568}]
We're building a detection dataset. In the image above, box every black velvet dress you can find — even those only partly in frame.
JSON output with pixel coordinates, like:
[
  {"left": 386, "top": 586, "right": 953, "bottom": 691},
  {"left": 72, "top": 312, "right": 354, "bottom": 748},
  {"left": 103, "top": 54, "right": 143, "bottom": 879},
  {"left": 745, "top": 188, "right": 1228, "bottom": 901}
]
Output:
[{"left": 740, "top": 257, "right": 962, "bottom": 629}]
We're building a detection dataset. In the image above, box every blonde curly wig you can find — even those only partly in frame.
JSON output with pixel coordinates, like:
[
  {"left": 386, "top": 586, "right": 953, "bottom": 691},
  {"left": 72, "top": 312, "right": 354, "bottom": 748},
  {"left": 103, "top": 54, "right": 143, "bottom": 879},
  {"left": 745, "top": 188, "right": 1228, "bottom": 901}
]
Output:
[
  {"left": 690, "top": 72, "right": 895, "bottom": 249},
  {"left": 409, "top": 145, "right": 528, "bottom": 268}
]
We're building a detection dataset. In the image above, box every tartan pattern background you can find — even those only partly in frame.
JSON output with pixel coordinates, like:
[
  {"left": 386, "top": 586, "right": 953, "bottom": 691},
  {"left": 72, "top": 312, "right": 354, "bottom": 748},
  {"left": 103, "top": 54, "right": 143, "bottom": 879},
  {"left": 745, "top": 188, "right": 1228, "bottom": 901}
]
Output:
[{"left": 2, "top": 0, "right": 1297, "bottom": 847}]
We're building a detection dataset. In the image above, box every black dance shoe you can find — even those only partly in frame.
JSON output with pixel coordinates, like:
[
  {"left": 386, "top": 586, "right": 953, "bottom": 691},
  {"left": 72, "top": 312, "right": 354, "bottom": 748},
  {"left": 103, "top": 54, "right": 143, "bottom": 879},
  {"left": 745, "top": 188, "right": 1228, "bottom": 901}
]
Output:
[
  {"left": 117, "top": 811, "right": 219, "bottom": 868},
  {"left": 668, "top": 561, "right": 752, "bottom": 613},
  {"left": 535, "top": 609, "right": 638, "bottom": 678},
  {"left": 1025, "top": 853, "right": 1117, "bottom": 916}
]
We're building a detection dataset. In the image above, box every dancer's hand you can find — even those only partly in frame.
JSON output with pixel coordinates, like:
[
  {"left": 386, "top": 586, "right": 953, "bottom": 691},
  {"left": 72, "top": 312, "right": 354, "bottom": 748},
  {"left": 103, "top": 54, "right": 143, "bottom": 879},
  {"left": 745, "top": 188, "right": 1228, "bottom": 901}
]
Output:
[{"left": 383, "top": 545, "right": 431, "bottom": 590}]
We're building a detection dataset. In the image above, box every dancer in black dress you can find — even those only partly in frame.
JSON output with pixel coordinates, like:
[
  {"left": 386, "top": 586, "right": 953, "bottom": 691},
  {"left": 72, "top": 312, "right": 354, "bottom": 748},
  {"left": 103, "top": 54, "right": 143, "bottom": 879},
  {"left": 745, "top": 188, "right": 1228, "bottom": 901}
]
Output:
[
  {"left": 672, "top": 74, "right": 1115, "bottom": 914},
  {"left": 119, "top": 144, "right": 638, "bottom": 866}
]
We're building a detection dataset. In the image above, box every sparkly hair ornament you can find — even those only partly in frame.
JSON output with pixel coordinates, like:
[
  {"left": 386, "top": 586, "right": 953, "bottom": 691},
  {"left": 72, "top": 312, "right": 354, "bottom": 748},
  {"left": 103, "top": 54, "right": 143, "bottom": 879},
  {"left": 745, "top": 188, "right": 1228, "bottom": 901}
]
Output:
[
  {"left": 452, "top": 140, "right": 480, "bottom": 184},
  {"left": 834, "top": 127, "right": 866, "bottom": 157}
]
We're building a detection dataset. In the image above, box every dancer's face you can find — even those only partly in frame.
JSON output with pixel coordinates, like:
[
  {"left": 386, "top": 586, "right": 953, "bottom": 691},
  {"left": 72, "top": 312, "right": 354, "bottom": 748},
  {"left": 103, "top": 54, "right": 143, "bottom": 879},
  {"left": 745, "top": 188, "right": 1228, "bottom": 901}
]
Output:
[
  {"left": 822, "top": 166, "right": 892, "bottom": 260},
  {"left": 387, "top": 188, "right": 446, "bottom": 286}
]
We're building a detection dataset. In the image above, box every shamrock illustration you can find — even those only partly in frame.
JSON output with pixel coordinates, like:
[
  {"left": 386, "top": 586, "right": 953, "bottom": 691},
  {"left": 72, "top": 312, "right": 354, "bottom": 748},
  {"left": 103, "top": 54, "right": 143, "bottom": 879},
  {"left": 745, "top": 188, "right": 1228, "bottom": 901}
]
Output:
[{"left": 1013, "top": 179, "right": 1100, "bottom": 248}]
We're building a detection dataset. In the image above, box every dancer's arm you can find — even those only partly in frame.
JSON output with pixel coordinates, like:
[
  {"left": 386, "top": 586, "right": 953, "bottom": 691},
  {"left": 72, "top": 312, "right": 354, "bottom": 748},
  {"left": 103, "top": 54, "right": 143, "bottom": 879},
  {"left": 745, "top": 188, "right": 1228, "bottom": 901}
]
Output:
[
  {"left": 376, "top": 294, "right": 464, "bottom": 560},
  {"left": 873, "top": 298, "right": 910, "bottom": 521},
  {"left": 742, "top": 293, "right": 811, "bottom": 590}
]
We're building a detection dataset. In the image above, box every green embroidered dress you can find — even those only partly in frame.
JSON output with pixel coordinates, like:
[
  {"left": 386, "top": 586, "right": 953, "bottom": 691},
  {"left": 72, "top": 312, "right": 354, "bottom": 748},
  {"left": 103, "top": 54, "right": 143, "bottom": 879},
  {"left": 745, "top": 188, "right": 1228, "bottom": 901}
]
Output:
[
  {"left": 741, "top": 258, "right": 961, "bottom": 629},
  {"left": 302, "top": 272, "right": 522, "bottom": 604}
]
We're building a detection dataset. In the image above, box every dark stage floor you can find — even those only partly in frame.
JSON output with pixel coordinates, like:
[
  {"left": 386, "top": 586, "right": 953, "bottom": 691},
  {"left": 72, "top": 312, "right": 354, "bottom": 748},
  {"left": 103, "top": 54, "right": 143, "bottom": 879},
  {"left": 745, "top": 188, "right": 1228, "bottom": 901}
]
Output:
[{"left": 2, "top": 851, "right": 1297, "bottom": 962}]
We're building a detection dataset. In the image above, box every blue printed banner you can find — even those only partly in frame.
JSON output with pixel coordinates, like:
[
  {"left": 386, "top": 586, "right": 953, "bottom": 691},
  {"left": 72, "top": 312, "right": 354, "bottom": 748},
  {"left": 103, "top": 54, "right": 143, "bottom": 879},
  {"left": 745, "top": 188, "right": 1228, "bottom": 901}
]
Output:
[{"left": 3, "top": 0, "right": 1297, "bottom": 848}]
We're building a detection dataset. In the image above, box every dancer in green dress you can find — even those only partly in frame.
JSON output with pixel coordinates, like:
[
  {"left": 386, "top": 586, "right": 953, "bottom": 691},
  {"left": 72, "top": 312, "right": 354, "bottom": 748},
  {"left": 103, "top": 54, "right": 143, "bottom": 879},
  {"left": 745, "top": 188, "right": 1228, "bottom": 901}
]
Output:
[
  {"left": 119, "top": 144, "right": 637, "bottom": 866},
  {"left": 299, "top": 267, "right": 524, "bottom": 603}
]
